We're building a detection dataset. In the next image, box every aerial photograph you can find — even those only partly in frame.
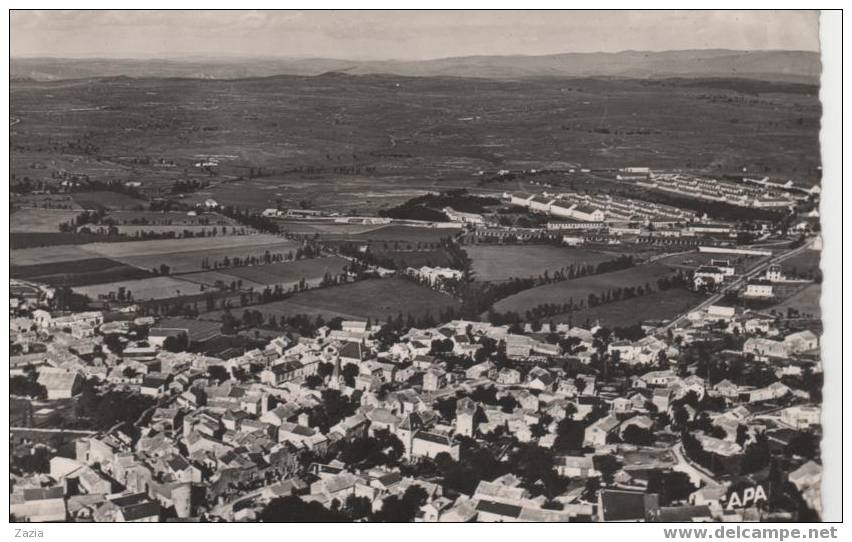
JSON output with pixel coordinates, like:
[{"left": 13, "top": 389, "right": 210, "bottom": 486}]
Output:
[{"left": 9, "top": 10, "right": 829, "bottom": 523}]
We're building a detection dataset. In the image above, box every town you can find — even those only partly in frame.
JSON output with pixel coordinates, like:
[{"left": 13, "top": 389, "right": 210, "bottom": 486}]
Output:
[{"left": 10, "top": 168, "right": 823, "bottom": 523}]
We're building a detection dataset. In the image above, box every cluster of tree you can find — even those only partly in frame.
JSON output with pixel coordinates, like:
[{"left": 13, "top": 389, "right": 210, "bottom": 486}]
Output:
[
  {"left": 218, "top": 205, "right": 280, "bottom": 234},
  {"left": 170, "top": 179, "right": 210, "bottom": 194},
  {"left": 11, "top": 446, "right": 52, "bottom": 475},
  {"left": 646, "top": 470, "right": 696, "bottom": 506},
  {"left": 379, "top": 205, "right": 449, "bottom": 222},
  {"left": 10, "top": 175, "right": 50, "bottom": 195},
  {"left": 150, "top": 263, "right": 172, "bottom": 276},
  {"left": 65, "top": 179, "right": 144, "bottom": 199},
  {"left": 120, "top": 227, "right": 241, "bottom": 241},
  {"left": 51, "top": 286, "right": 92, "bottom": 311},
  {"left": 200, "top": 245, "right": 320, "bottom": 271},
  {"left": 339, "top": 429, "right": 405, "bottom": 469},
  {"left": 378, "top": 189, "right": 499, "bottom": 222},
  {"left": 422, "top": 190, "right": 502, "bottom": 213},
  {"left": 301, "top": 389, "right": 361, "bottom": 434},
  {"left": 149, "top": 199, "right": 190, "bottom": 213},
  {"left": 739, "top": 431, "right": 772, "bottom": 475},
  {"left": 337, "top": 239, "right": 458, "bottom": 270},
  {"left": 162, "top": 332, "right": 190, "bottom": 353},
  {"left": 372, "top": 309, "right": 457, "bottom": 349},
  {"left": 403, "top": 445, "right": 508, "bottom": 497},
  {"left": 260, "top": 496, "right": 349, "bottom": 522},
  {"left": 10, "top": 371, "right": 47, "bottom": 399},
  {"left": 218, "top": 306, "right": 347, "bottom": 338},
  {"left": 58, "top": 208, "right": 107, "bottom": 232},
  {"left": 74, "top": 380, "right": 156, "bottom": 431}
]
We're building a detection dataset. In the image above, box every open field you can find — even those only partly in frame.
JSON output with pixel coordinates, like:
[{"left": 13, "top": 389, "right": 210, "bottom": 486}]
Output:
[
  {"left": 11, "top": 232, "right": 121, "bottom": 249},
  {"left": 275, "top": 220, "right": 391, "bottom": 236},
  {"left": 12, "top": 75, "right": 819, "bottom": 213},
  {"left": 769, "top": 283, "right": 821, "bottom": 317},
  {"left": 181, "top": 256, "right": 349, "bottom": 288},
  {"left": 546, "top": 288, "right": 704, "bottom": 328},
  {"left": 82, "top": 234, "right": 290, "bottom": 259},
  {"left": 494, "top": 262, "right": 678, "bottom": 314},
  {"left": 74, "top": 276, "right": 205, "bottom": 301},
  {"left": 202, "top": 278, "right": 460, "bottom": 322},
  {"left": 115, "top": 241, "right": 300, "bottom": 274},
  {"left": 778, "top": 249, "right": 822, "bottom": 278},
  {"left": 352, "top": 225, "right": 461, "bottom": 243},
  {"left": 10, "top": 208, "right": 81, "bottom": 232},
  {"left": 157, "top": 317, "right": 223, "bottom": 342},
  {"left": 11, "top": 244, "right": 99, "bottom": 265},
  {"left": 10, "top": 257, "right": 152, "bottom": 287},
  {"left": 180, "top": 178, "right": 438, "bottom": 215},
  {"left": 10, "top": 234, "right": 298, "bottom": 273},
  {"left": 465, "top": 244, "right": 616, "bottom": 282}
]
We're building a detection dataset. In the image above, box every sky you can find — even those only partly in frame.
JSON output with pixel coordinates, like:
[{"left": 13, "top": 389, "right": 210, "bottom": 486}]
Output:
[{"left": 11, "top": 10, "right": 820, "bottom": 60}]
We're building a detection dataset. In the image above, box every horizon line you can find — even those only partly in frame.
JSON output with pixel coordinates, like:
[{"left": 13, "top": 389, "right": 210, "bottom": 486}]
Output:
[{"left": 10, "top": 47, "right": 820, "bottom": 63}]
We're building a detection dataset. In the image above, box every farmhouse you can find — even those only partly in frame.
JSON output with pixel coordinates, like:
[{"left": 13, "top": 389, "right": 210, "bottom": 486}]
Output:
[{"left": 693, "top": 266, "right": 727, "bottom": 289}]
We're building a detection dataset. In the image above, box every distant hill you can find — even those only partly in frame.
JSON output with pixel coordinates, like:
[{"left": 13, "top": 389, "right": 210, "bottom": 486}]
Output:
[{"left": 11, "top": 49, "right": 821, "bottom": 84}]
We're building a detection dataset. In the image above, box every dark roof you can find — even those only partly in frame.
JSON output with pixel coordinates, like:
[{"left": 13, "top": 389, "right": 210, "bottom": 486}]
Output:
[
  {"left": 476, "top": 499, "right": 523, "bottom": 518},
  {"left": 271, "top": 360, "right": 302, "bottom": 374},
  {"left": 599, "top": 490, "right": 660, "bottom": 521},
  {"left": 23, "top": 486, "right": 65, "bottom": 501},
  {"left": 415, "top": 431, "right": 453, "bottom": 446},
  {"left": 339, "top": 342, "right": 364, "bottom": 360},
  {"left": 166, "top": 455, "right": 191, "bottom": 472},
  {"left": 142, "top": 375, "right": 169, "bottom": 387},
  {"left": 121, "top": 501, "right": 161, "bottom": 521},
  {"left": 377, "top": 472, "right": 403, "bottom": 486}
]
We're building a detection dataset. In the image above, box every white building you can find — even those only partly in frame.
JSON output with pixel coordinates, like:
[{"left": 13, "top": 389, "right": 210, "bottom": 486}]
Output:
[
  {"left": 693, "top": 266, "right": 727, "bottom": 289},
  {"left": 783, "top": 330, "right": 819, "bottom": 353},
  {"left": 743, "top": 280, "right": 774, "bottom": 299}
]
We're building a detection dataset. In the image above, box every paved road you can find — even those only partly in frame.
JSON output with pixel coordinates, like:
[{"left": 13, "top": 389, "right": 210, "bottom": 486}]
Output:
[
  {"left": 670, "top": 443, "right": 722, "bottom": 489},
  {"left": 661, "top": 237, "right": 817, "bottom": 332}
]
